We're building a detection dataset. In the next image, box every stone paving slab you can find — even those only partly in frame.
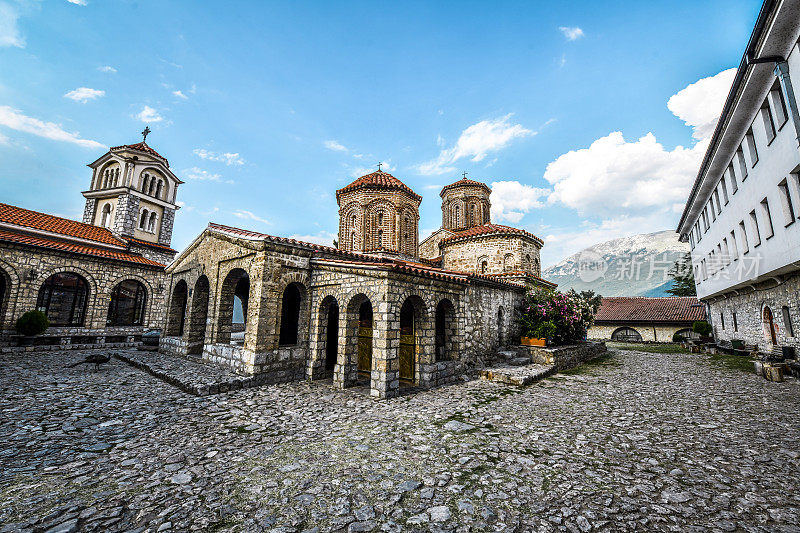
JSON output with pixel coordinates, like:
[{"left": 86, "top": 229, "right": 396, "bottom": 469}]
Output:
[
  {"left": 2, "top": 348, "right": 800, "bottom": 532},
  {"left": 112, "top": 349, "right": 254, "bottom": 396},
  {"left": 479, "top": 362, "right": 556, "bottom": 385}
]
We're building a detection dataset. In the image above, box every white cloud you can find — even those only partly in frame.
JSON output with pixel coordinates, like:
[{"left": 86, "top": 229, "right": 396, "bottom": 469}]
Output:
[
  {"left": 135, "top": 105, "right": 163, "bottom": 123},
  {"left": 324, "top": 140, "right": 348, "bottom": 152},
  {"left": 0, "top": 3, "right": 24, "bottom": 48},
  {"left": 97, "top": 65, "right": 117, "bottom": 73},
  {"left": 0, "top": 132, "right": 9, "bottom": 145},
  {"left": 172, "top": 90, "right": 188, "bottom": 100},
  {"left": 667, "top": 68, "right": 736, "bottom": 140},
  {"left": 0, "top": 106, "right": 104, "bottom": 149},
  {"left": 288, "top": 231, "right": 336, "bottom": 247},
  {"left": 233, "top": 210, "right": 269, "bottom": 225},
  {"left": 67, "top": 0, "right": 88, "bottom": 5},
  {"left": 193, "top": 148, "right": 244, "bottom": 166},
  {"left": 559, "top": 26, "right": 584, "bottom": 41},
  {"left": 490, "top": 180, "right": 550, "bottom": 223},
  {"left": 64, "top": 87, "right": 105, "bottom": 103},
  {"left": 416, "top": 114, "right": 533, "bottom": 175},
  {"left": 183, "top": 166, "right": 234, "bottom": 184}
]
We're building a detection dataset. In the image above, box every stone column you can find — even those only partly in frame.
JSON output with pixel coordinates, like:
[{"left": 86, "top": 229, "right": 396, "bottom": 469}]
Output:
[
  {"left": 333, "top": 308, "right": 358, "bottom": 389},
  {"left": 371, "top": 298, "right": 399, "bottom": 399},
  {"left": 245, "top": 255, "right": 279, "bottom": 354},
  {"left": 112, "top": 193, "right": 140, "bottom": 237},
  {"left": 82, "top": 199, "right": 97, "bottom": 225}
]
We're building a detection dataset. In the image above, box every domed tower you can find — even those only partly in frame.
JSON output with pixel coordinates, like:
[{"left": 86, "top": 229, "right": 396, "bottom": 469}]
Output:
[
  {"left": 440, "top": 176, "right": 492, "bottom": 231},
  {"left": 336, "top": 169, "right": 422, "bottom": 257}
]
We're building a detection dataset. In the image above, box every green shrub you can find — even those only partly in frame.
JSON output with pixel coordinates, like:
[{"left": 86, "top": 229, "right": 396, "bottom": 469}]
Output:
[
  {"left": 15, "top": 310, "right": 50, "bottom": 336},
  {"left": 672, "top": 332, "right": 685, "bottom": 342},
  {"left": 692, "top": 320, "right": 712, "bottom": 337}
]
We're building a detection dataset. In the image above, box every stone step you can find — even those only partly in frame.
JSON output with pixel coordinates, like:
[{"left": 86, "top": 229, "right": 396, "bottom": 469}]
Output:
[
  {"left": 508, "top": 357, "right": 532, "bottom": 366},
  {"left": 497, "top": 351, "right": 518, "bottom": 360},
  {"left": 480, "top": 363, "right": 556, "bottom": 386}
]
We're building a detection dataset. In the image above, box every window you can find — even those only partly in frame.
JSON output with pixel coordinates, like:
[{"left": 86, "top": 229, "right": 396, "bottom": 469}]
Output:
[
  {"left": 107, "top": 280, "right": 147, "bottom": 326},
  {"left": 714, "top": 188, "right": 722, "bottom": 215},
  {"left": 728, "top": 164, "right": 738, "bottom": 193},
  {"left": 722, "top": 237, "right": 730, "bottom": 265},
  {"left": 720, "top": 312, "right": 725, "bottom": 330},
  {"left": 768, "top": 83, "right": 788, "bottom": 128},
  {"left": 454, "top": 205, "right": 459, "bottom": 226},
  {"left": 733, "top": 311, "right": 738, "bottom": 332},
  {"left": 729, "top": 230, "right": 738, "bottom": 260},
  {"left": 148, "top": 178, "right": 157, "bottom": 196},
  {"left": 749, "top": 210, "right": 761, "bottom": 246},
  {"left": 350, "top": 232, "right": 355, "bottom": 250},
  {"left": 760, "top": 198, "right": 774, "bottom": 239},
  {"left": 612, "top": 327, "right": 642, "bottom": 342},
  {"left": 155, "top": 180, "right": 163, "bottom": 199},
  {"left": 36, "top": 272, "right": 89, "bottom": 326},
  {"left": 778, "top": 179, "right": 796, "bottom": 226},
  {"left": 736, "top": 149, "right": 748, "bottom": 181},
  {"left": 720, "top": 175, "right": 729, "bottom": 204},
  {"left": 469, "top": 204, "right": 476, "bottom": 226},
  {"left": 139, "top": 209, "right": 148, "bottom": 230},
  {"left": 783, "top": 306, "right": 795, "bottom": 337},
  {"left": 100, "top": 204, "right": 112, "bottom": 228},
  {"left": 744, "top": 129, "right": 758, "bottom": 166},
  {"left": 377, "top": 212, "right": 383, "bottom": 226},
  {"left": 278, "top": 284, "right": 302, "bottom": 346},
  {"left": 760, "top": 100, "right": 777, "bottom": 144},
  {"left": 710, "top": 200, "right": 716, "bottom": 222},
  {"left": 739, "top": 221, "right": 749, "bottom": 253},
  {"left": 148, "top": 212, "right": 157, "bottom": 233},
  {"left": 689, "top": 233, "right": 695, "bottom": 250},
  {"left": 141, "top": 174, "right": 150, "bottom": 192}
]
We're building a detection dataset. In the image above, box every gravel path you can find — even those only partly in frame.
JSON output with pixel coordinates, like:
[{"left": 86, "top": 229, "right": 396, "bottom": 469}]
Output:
[{"left": 1, "top": 348, "right": 799, "bottom": 532}]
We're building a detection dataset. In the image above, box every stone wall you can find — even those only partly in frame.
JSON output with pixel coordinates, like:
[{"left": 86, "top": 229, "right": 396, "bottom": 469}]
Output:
[
  {"left": 159, "top": 207, "right": 176, "bottom": 246},
  {"left": 589, "top": 323, "right": 694, "bottom": 342},
  {"left": 441, "top": 186, "right": 490, "bottom": 231},
  {"left": 523, "top": 341, "right": 608, "bottom": 371},
  {"left": 337, "top": 187, "right": 421, "bottom": 256},
  {"left": 441, "top": 234, "right": 542, "bottom": 277},
  {"left": 82, "top": 198, "right": 97, "bottom": 225},
  {"left": 0, "top": 242, "right": 167, "bottom": 346},
  {"left": 462, "top": 282, "right": 524, "bottom": 359},
  {"left": 706, "top": 274, "right": 800, "bottom": 351},
  {"left": 112, "top": 193, "right": 140, "bottom": 237},
  {"left": 418, "top": 228, "right": 453, "bottom": 260}
]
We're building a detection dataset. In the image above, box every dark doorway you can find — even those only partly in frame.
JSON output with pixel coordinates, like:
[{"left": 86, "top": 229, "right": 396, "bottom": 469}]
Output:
[
  {"left": 400, "top": 299, "right": 416, "bottom": 382},
  {"left": 325, "top": 304, "right": 339, "bottom": 371},
  {"left": 357, "top": 300, "right": 373, "bottom": 375},
  {"left": 279, "top": 283, "right": 302, "bottom": 346}
]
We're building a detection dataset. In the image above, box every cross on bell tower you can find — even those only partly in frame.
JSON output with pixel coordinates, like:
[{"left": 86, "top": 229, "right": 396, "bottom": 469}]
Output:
[
  {"left": 141, "top": 126, "right": 151, "bottom": 142},
  {"left": 377, "top": 162, "right": 382, "bottom": 171},
  {"left": 462, "top": 171, "right": 468, "bottom": 179}
]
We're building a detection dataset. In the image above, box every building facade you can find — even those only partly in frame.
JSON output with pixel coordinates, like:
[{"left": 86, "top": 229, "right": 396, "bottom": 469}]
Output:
[
  {"left": 677, "top": 0, "right": 800, "bottom": 351},
  {"left": 0, "top": 138, "right": 179, "bottom": 349},
  {"left": 162, "top": 171, "right": 554, "bottom": 398},
  {"left": 589, "top": 297, "right": 706, "bottom": 342}
]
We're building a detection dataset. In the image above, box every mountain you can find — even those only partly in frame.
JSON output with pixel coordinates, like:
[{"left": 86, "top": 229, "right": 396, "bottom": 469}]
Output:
[{"left": 542, "top": 230, "right": 690, "bottom": 297}]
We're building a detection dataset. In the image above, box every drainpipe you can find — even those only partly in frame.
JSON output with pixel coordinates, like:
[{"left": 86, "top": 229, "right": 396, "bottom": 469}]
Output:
[{"left": 749, "top": 55, "right": 800, "bottom": 147}]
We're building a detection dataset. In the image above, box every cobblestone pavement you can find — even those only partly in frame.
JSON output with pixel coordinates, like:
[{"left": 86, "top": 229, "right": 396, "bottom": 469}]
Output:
[{"left": 2, "top": 349, "right": 800, "bottom": 532}]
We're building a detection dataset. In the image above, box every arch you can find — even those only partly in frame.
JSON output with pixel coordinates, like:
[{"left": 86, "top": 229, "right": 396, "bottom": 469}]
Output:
[
  {"left": 216, "top": 268, "right": 249, "bottom": 345},
  {"left": 478, "top": 256, "right": 489, "bottom": 274},
  {"left": 782, "top": 306, "right": 795, "bottom": 338},
  {"left": 0, "top": 266, "right": 11, "bottom": 328},
  {"left": 503, "top": 253, "right": 514, "bottom": 272},
  {"left": 497, "top": 306, "right": 504, "bottom": 346},
  {"left": 148, "top": 211, "right": 157, "bottom": 233},
  {"left": 611, "top": 327, "right": 642, "bottom": 342},
  {"left": 36, "top": 272, "right": 89, "bottom": 327},
  {"left": 139, "top": 209, "right": 149, "bottom": 230},
  {"left": 148, "top": 177, "right": 157, "bottom": 196},
  {"left": 141, "top": 173, "right": 150, "bottom": 193},
  {"left": 316, "top": 295, "right": 340, "bottom": 376},
  {"left": 106, "top": 279, "right": 147, "bottom": 326},
  {"left": 533, "top": 257, "right": 540, "bottom": 276},
  {"left": 435, "top": 298, "right": 456, "bottom": 361},
  {"left": 100, "top": 203, "right": 113, "bottom": 228},
  {"left": 279, "top": 282, "right": 305, "bottom": 346},
  {"left": 187, "top": 276, "right": 210, "bottom": 355},
  {"left": 763, "top": 305, "right": 778, "bottom": 345},
  {"left": 166, "top": 279, "right": 188, "bottom": 336},
  {"left": 155, "top": 180, "right": 163, "bottom": 199},
  {"left": 345, "top": 294, "right": 373, "bottom": 378},
  {"left": 673, "top": 328, "right": 694, "bottom": 341}
]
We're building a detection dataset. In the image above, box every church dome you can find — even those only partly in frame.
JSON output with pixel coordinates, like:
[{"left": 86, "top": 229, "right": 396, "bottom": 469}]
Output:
[
  {"left": 336, "top": 170, "right": 421, "bottom": 203},
  {"left": 440, "top": 177, "right": 491, "bottom": 197}
]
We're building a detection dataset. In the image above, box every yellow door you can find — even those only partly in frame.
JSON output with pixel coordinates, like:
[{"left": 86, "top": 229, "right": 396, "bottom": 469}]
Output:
[{"left": 357, "top": 325, "right": 372, "bottom": 373}]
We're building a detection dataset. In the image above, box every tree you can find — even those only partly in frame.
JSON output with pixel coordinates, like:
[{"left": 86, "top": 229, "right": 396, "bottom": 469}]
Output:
[
  {"left": 567, "top": 289, "right": 602, "bottom": 313},
  {"left": 666, "top": 252, "right": 696, "bottom": 296},
  {"left": 332, "top": 238, "right": 339, "bottom": 248}
]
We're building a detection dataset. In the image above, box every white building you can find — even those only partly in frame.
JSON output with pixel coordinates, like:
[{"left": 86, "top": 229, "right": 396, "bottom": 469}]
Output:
[{"left": 677, "top": 0, "right": 800, "bottom": 351}]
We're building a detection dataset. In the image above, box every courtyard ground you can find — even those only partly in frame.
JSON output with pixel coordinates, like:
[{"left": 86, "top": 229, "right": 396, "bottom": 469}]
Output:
[{"left": 1, "top": 347, "right": 799, "bottom": 532}]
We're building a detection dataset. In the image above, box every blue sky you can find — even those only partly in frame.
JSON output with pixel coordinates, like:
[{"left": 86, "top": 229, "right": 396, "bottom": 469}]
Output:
[{"left": 0, "top": 0, "right": 759, "bottom": 265}]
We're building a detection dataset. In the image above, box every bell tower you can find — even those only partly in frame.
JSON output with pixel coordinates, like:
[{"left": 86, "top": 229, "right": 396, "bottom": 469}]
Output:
[{"left": 81, "top": 128, "right": 182, "bottom": 247}]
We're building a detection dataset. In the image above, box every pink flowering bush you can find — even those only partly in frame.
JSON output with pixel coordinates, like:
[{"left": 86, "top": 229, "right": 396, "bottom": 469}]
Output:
[{"left": 518, "top": 289, "right": 595, "bottom": 345}]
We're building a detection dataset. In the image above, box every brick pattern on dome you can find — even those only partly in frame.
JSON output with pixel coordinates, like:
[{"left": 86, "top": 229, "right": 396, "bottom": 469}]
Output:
[
  {"left": 441, "top": 223, "right": 544, "bottom": 246},
  {"left": 440, "top": 177, "right": 492, "bottom": 196},
  {"left": 336, "top": 171, "right": 421, "bottom": 201},
  {"left": 595, "top": 297, "right": 706, "bottom": 323},
  {"left": 110, "top": 141, "right": 169, "bottom": 167},
  {"left": 0, "top": 203, "right": 128, "bottom": 247}
]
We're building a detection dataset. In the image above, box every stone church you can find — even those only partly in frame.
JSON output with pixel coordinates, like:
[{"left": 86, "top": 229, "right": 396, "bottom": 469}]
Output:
[
  {"left": 163, "top": 167, "right": 555, "bottom": 398},
  {"left": 0, "top": 137, "right": 180, "bottom": 349}
]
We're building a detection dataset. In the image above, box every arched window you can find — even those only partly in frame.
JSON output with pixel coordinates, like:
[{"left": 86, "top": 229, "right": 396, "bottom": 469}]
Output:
[
  {"left": 481, "top": 260, "right": 488, "bottom": 274},
  {"left": 612, "top": 327, "right": 642, "bottom": 342},
  {"left": 377, "top": 229, "right": 383, "bottom": 248},
  {"left": 155, "top": 180, "right": 163, "bottom": 199},
  {"left": 524, "top": 254, "right": 531, "bottom": 270},
  {"left": 377, "top": 212, "right": 383, "bottom": 226},
  {"left": 454, "top": 205, "right": 460, "bottom": 227},
  {"left": 279, "top": 284, "right": 303, "bottom": 346},
  {"left": 114, "top": 168, "right": 120, "bottom": 187},
  {"left": 783, "top": 306, "right": 795, "bottom": 337},
  {"left": 139, "top": 209, "right": 148, "bottom": 230},
  {"left": 141, "top": 174, "right": 150, "bottom": 193},
  {"left": 148, "top": 212, "right": 157, "bottom": 232},
  {"left": 533, "top": 257, "right": 540, "bottom": 275},
  {"left": 351, "top": 215, "right": 357, "bottom": 229},
  {"left": 107, "top": 279, "right": 146, "bottom": 326},
  {"left": 470, "top": 203, "right": 476, "bottom": 226},
  {"left": 100, "top": 204, "right": 112, "bottom": 228},
  {"left": 503, "top": 253, "right": 514, "bottom": 272},
  {"left": 36, "top": 272, "right": 89, "bottom": 326},
  {"left": 350, "top": 232, "right": 356, "bottom": 250}
]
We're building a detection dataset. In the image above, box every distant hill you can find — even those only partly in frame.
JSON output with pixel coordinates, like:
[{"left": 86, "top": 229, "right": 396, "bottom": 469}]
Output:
[{"left": 543, "top": 231, "right": 689, "bottom": 297}]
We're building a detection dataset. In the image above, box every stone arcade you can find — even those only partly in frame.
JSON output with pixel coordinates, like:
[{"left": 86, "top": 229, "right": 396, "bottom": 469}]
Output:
[{"left": 161, "top": 170, "right": 554, "bottom": 398}]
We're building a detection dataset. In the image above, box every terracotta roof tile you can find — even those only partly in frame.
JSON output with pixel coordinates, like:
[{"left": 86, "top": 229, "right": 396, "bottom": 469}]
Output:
[
  {"left": 483, "top": 271, "right": 557, "bottom": 287},
  {"left": 0, "top": 203, "right": 127, "bottom": 247},
  {"left": 110, "top": 141, "right": 169, "bottom": 167},
  {"left": 0, "top": 229, "right": 165, "bottom": 267},
  {"left": 440, "top": 177, "right": 492, "bottom": 196},
  {"left": 594, "top": 297, "right": 706, "bottom": 323},
  {"left": 441, "top": 223, "right": 544, "bottom": 246},
  {"left": 336, "top": 171, "right": 421, "bottom": 202}
]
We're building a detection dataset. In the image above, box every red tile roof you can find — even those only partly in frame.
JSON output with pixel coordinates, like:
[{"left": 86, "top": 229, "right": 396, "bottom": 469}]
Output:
[
  {"left": 0, "top": 203, "right": 127, "bottom": 247},
  {"left": 483, "top": 271, "right": 557, "bottom": 288},
  {"left": 0, "top": 229, "right": 165, "bottom": 267},
  {"left": 594, "top": 297, "right": 706, "bottom": 323},
  {"left": 336, "top": 171, "right": 421, "bottom": 202},
  {"left": 125, "top": 237, "right": 177, "bottom": 253},
  {"left": 110, "top": 141, "right": 169, "bottom": 168},
  {"left": 440, "top": 177, "right": 492, "bottom": 196},
  {"left": 441, "top": 223, "right": 543, "bottom": 246}
]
